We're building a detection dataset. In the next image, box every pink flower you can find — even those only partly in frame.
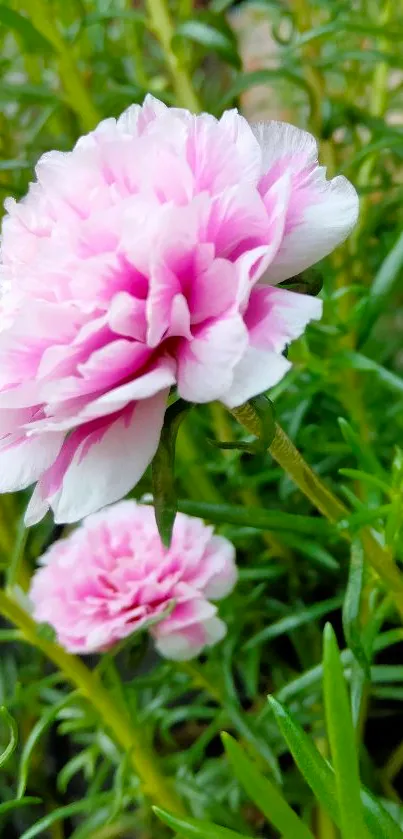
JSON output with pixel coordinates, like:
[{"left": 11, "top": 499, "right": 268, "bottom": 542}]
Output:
[
  {"left": 29, "top": 501, "right": 237, "bottom": 660},
  {"left": 0, "top": 96, "right": 358, "bottom": 524}
]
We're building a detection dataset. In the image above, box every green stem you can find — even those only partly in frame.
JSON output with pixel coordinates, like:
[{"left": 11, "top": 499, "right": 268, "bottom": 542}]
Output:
[
  {"left": 0, "top": 591, "right": 184, "bottom": 815},
  {"left": 146, "top": 0, "right": 201, "bottom": 111},
  {"left": 22, "top": 0, "right": 100, "bottom": 132},
  {"left": 231, "top": 405, "right": 403, "bottom": 619}
]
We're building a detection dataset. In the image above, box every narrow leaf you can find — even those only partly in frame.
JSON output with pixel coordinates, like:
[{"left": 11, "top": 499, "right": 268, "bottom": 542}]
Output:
[
  {"left": 244, "top": 595, "right": 343, "bottom": 650},
  {"left": 18, "top": 693, "right": 80, "bottom": 797},
  {"left": 0, "top": 5, "right": 53, "bottom": 52},
  {"left": 268, "top": 696, "right": 340, "bottom": 825},
  {"left": 323, "top": 624, "right": 370, "bottom": 839},
  {"left": 342, "top": 539, "right": 370, "bottom": 675},
  {"left": 153, "top": 806, "right": 250, "bottom": 839},
  {"left": 359, "top": 231, "right": 403, "bottom": 343},
  {"left": 0, "top": 705, "right": 18, "bottom": 768},
  {"left": 19, "top": 793, "right": 111, "bottom": 839},
  {"left": 0, "top": 797, "right": 41, "bottom": 817},
  {"left": 222, "top": 733, "right": 315, "bottom": 839},
  {"left": 173, "top": 21, "right": 240, "bottom": 68},
  {"left": 268, "top": 696, "right": 403, "bottom": 839},
  {"left": 175, "top": 500, "right": 334, "bottom": 536}
]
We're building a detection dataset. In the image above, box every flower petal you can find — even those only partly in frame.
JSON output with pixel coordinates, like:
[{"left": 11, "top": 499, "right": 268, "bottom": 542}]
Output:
[
  {"left": 245, "top": 285, "right": 323, "bottom": 352},
  {"left": 177, "top": 314, "right": 248, "bottom": 403},
  {"left": 220, "top": 346, "right": 291, "bottom": 408},
  {"left": 0, "top": 432, "right": 64, "bottom": 493},
  {"left": 28, "top": 392, "right": 169, "bottom": 525},
  {"left": 252, "top": 121, "right": 359, "bottom": 282}
]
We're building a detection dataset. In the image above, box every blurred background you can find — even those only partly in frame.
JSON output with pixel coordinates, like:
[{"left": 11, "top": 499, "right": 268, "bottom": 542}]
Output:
[{"left": 1, "top": 1, "right": 403, "bottom": 838}]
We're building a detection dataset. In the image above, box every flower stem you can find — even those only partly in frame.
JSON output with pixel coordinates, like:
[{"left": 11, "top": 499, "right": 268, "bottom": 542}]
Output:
[
  {"left": 0, "top": 590, "right": 185, "bottom": 814},
  {"left": 146, "top": 0, "right": 201, "bottom": 112},
  {"left": 231, "top": 403, "right": 403, "bottom": 619}
]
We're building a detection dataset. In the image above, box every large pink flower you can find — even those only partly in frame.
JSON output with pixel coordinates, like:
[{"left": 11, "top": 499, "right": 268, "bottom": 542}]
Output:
[
  {"left": 29, "top": 501, "right": 237, "bottom": 660},
  {"left": 0, "top": 96, "right": 358, "bottom": 523}
]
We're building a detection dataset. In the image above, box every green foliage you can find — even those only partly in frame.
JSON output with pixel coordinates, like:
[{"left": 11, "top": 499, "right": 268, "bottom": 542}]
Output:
[{"left": 1, "top": 0, "right": 403, "bottom": 837}]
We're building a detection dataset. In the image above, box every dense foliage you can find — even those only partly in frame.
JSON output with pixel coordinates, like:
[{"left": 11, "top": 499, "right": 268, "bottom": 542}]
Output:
[{"left": 1, "top": 0, "right": 403, "bottom": 837}]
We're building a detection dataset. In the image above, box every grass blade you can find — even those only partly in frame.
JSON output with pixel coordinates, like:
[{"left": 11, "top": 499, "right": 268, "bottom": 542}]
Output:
[
  {"left": 222, "top": 733, "right": 315, "bottom": 839},
  {"left": 342, "top": 539, "right": 370, "bottom": 675},
  {"left": 268, "top": 696, "right": 403, "bottom": 839},
  {"left": 323, "top": 624, "right": 370, "bottom": 839},
  {"left": 153, "top": 807, "right": 250, "bottom": 839},
  {"left": 0, "top": 705, "right": 18, "bottom": 768}
]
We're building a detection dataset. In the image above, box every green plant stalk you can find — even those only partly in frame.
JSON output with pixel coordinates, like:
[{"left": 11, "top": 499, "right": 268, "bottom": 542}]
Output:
[
  {"left": 146, "top": 0, "right": 201, "bottom": 112},
  {"left": 0, "top": 591, "right": 184, "bottom": 815},
  {"left": 231, "top": 405, "right": 403, "bottom": 619},
  {"left": 21, "top": 0, "right": 100, "bottom": 132}
]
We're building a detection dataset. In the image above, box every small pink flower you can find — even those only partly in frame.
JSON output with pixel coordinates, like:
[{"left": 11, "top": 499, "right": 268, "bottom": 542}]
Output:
[
  {"left": 0, "top": 96, "right": 358, "bottom": 524},
  {"left": 29, "top": 501, "right": 237, "bottom": 660}
]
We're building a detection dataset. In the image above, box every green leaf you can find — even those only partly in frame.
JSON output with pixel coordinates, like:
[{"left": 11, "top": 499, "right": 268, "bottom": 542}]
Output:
[
  {"left": 339, "top": 469, "right": 391, "bottom": 497},
  {"left": 222, "top": 733, "right": 315, "bottom": 839},
  {"left": 0, "top": 797, "right": 41, "bottom": 817},
  {"left": 19, "top": 793, "right": 112, "bottom": 839},
  {"left": 0, "top": 5, "right": 53, "bottom": 52},
  {"left": 173, "top": 20, "right": 240, "bottom": 68},
  {"left": 359, "top": 231, "right": 403, "bottom": 344},
  {"left": 338, "top": 417, "right": 387, "bottom": 478},
  {"left": 268, "top": 696, "right": 340, "bottom": 825},
  {"left": 0, "top": 705, "right": 18, "bottom": 768},
  {"left": 323, "top": 624, "right": 370, "bottom": 839},
  {"left": 218, "top": 69, "right": 313, "bottom": 109},
  {"left": 225, "top": 703, "right": 281, "bottom": 784},
  {"left": 268, "top": 696, "right": 403, "bottom": 839},
  {"left": 244, "top": 595, "right": 343, "bottom": 650},
  {"left": 18, "top": 692, "right": 80, "bottom": 798},
  {"left": 153, "top": 807, "right": 250, "bottom": 839},
  {"left": 175, "top": 500, "right": 334, "bottom": 536},
  {"left": 342, "top": 539, "right": 370, "bottom": 675},
  {"left": 152, "top": 399, "right": 191, "bottom": 547},
  {"left": 0, "top": 82, "right": 61, "bottom": 105},
  {"left": 339, "top": 351, "right": 403, "bottom": 397}
]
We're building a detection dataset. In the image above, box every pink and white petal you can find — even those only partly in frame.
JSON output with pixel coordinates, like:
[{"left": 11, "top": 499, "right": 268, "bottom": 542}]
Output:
[
  {"left": 25, "top": 484, "right": 50, "bottom": 527},
  {"left": 154, "top": 615, "right": 227, "bottom": 661},
  {"left": 75, "top": 359, "right": 176, "bottom": 422},
  {"left": 156, "top": 598, "right": 216, "bottom": 636},
  {"left": 118, "top": 94, "right": 167, "bottom": 136},
  {"left": 0, "top": 432, "right": 64, "bottom": 493},
  {"left": 108, "top": 292, "right": 146, "bottom": 341},
  {"left": 252, "top": 120, "right": 318, "bottom": 182},
  {"left": 264, "top": 174, "right": 359, "bottom": 283},
  {"left": 218, "top": 110, "right": 262, "bottom": 185},
  {"left": 42, "top": 340, "right": 152, "bottom": 403},
  {"left": 220, "top": 346, "right": 291, "bottom": 409},
  {"left": 202, "top": 536, "right": 238, "bottom": 599},
  {"left": 245, "top": 286, "right": 323, "bottom": 353},
  {"left": 235, "top": 173, "right": 291, "bottom": 303},
  {"left": 176, "top": 314, "right": 248, "bottom": 403},
  {"left": 50, "top": 391, "right": 169, "bottom": 523},
  {"left": 189, "top": 259, "right": 238, "bottom": 325},
  {"left": 207, "top": 186, "right": 272, "bottom": 261}
]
